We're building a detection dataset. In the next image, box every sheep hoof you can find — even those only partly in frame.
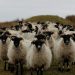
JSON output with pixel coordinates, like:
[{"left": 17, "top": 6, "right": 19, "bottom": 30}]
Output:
[
  {"left": 66, "top": 68, "right": 70, "bottom": 72},
  {"left": 58, "top": 67, "right": 61, "bottom": 71},
  {"left": 61, "top": 68, "right": 64, "bottom": 72},
  {"left": 72, "top": 62, "right": 75, "bottom": 65},
  {"left": 58, "top": 67, "right": 64, "bottom": 72}
]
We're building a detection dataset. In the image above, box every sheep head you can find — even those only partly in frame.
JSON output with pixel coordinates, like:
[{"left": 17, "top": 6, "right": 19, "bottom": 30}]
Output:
[
  {"left": 61, "top": 34, "right": 72, "bottom": 45},
  {"left": 11, "top": 36, "right": 23, "bottom": 47},
  {"left": 0, "top": 34, "right": 8, "bottom": 44},
  {"left": 31, "top": 40, "right": 45, "bottom": 51},
  {"left": 43, "top": 31, "right": 53, "bottom": 40},
  {"left": 35, "top": 34, "right": 46, "bottom": 40}
]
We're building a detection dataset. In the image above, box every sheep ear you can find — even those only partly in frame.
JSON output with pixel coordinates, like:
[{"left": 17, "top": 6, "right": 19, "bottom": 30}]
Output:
[
  {"left": 19, "top": 38, "right": 23, "bottom": 41},
  {"left": 55, "top": 25, "right": 58, "bottom": 28},
  {"left": 31, "top": 41, "right": 35, "bottom": 44},
  {"left": 41, "top": 41, "right": 45, "bottom": 44},
  {"left": 51, "top": 32, "right": 54, "bottom": 34},
  {"left": 73, "top": 33, "right": 75, "bottom": 36},
  {"left": 69, "top": 35, "right": 72, "bottom": 37},
  {"left": 11, "top": 36, "right": 16, "bottom": 41},
  {"left": 60, "top": 35, "right": 64, "bottom": 38},
  {"left": 35, "top": 35, "right": 38, "bottom": 38},
  {"left": 0, "top": 36, "right": 2, "bottom": 39},
  {"left": 22, "top": 30, "right": 26, "bottom": 33}
]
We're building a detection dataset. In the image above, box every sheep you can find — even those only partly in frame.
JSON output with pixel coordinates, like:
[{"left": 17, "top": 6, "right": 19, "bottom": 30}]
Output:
[
  {"left": 0, "top": 31, "right": 11, "bottom": 70},
  {"left": 6, "top": 29, "right": 22, "bottom": 36},
  {"left": 43, "top": 31, "right": 55, "bottom": 50},
  {"left": 53, "top": 34, "right": 75, "bottom": 71},
  {"left": 21, "top": 29, "right": 36, "bottom": 41},
  {"left": 47, "top": 26, "right": 59, "bottom": 40},
  {"left": 26, "top": 39, "right": 52, "bottom": 75},
  {"left": 7, "top": 35, "right": 29, "bottom": 75}
]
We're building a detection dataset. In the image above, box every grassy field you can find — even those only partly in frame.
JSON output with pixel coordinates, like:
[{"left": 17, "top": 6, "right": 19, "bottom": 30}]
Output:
[
  {"left": 0, "top": 15, "right": 75, "bottom": 75},
  {"left": 0, "top": 61, "right": 75, "bottom": 75}
]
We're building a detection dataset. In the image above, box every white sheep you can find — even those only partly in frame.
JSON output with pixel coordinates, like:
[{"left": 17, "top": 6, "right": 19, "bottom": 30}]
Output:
[
  {"left": 7, "top": 29, "right": 21, "bottom": 36},
  {"left": 53, "top": 34, "right": 75, "bottom": 71},
  {"left": 0, "top": 32, "right": 11, "bottom": 70},
  {"left": 26, "top": 39, "right": 52, "bottom": 75},
  {"left": 21, "top": 31, "right": 36, "bottom": 41},
  {"left": 7, "top": 36, "right": 28, "bottom": 64},
  {"left": 7, "top": 35, "right": 31, "bottom": 74}
]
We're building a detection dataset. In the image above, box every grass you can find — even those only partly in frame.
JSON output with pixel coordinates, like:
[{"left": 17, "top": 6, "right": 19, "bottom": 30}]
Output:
[
  {"left": 26, "top": 15, "right": 73, "bottom": 25},
  {"left": 0, "top": 61, "right": 75, "bottom": 75},
  {"left": 0, "top": 15, "right": 73, "bottom": 27},
  {"left": 0, "top": 15, "right": 74, "bottom": 75}
]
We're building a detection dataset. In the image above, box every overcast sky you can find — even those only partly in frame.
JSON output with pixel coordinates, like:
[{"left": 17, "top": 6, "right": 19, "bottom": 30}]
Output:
[{"left": 0, "top": 0, "right": 75, "bottom": 22}]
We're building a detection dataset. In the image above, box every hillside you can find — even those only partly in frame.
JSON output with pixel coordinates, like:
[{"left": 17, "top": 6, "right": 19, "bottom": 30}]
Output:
[
  {"left": 26, "top": 15, "right": 73, "bottom": 25},
  {"left": 0, "top": 15, "right": 73, "bottom": 27}
]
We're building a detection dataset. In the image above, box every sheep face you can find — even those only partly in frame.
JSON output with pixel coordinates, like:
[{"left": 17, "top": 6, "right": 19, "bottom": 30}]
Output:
[
  {"left": 32, "top": 40, "right": 45, "bottom": 51},
  {"left": 0, "top": 31, "right": 3, "bottom": 35},
  {"left": 43, "top": 31, "right": 53, "bottom": 40},
  {"left": 15, "top": 25, "right": 20, "bottom": 30},
  {"left": 22, "top": 30, "right": 30, "bottom": 33},
  {"left": 35, "top": 26, "right": 38, "bottom": 34},
  {"left": 58, "top": 30, "right": 63, "bottom": 35},
  {"left": 0, "top": 31, "right": 11, "bottom": 44},
  {"left": 11, "top": 36, "right": 23, "bottom": 48},
  {"left": 35, "top": 34, "right": 46, "bottom": 40},
  {"left": 4, "top": 31, "right": 11, "bottom": 36},
  {"left": 61, "top": 35, "right": 72, "bottom": 45},
  {"left": 72, "top": 34, "right": 75, "bottom": 41}
]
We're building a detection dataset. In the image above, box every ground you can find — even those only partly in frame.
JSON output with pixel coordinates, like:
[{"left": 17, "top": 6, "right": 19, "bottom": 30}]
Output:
[{"left": 0, "top": 61, "right": 75, "bottom": 75}]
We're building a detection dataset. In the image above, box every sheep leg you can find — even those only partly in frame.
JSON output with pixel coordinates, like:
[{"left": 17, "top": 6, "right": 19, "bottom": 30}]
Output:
[
  {"left": 40, "top": 68, "right": 43, "bottom": 75},
  {"left": 37, "top": 68, "right": 39, "bottom": 75},
  {"left": 20, "top": 62, "right": 23, "bottom": 75},
  {"left": 8, "top": 63, "right": 11, "bottom": 71},
  {"left": 62, "top": 62, "right": 65, "bottom": 71},
  {"left": 66, "top": 61, "right": 70, "bottom": 71},
  {"left": 15, "top": 63, "right": 19, "bottom": 75},
  {"left": 40, "top": 65, "right": 44, "bottom": 75},
  {"left": 4, "top": 60, "right": 7, "bottom": 71},
  {"left": 30, "top": 68, "right": 33, "bottom": 75},
  {"left": 72, "top": 62, "right": 75, "bottom": 65},
  {"left": 9, "top": 64, "right": 15, "bottom": 72},
  {"left": 58, "top": 62, "right": 64, "bottom": 71},
  {"left": 58, "top": 62, "right": 61, "bottom": 71}
]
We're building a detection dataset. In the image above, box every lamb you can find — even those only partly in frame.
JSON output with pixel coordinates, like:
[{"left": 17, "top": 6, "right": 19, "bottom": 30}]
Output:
[
  {"left": 53, "top": 34, "right": 75, "bottom": 71},
  {"left": 26, "top": 39, "right": 52, "bottom": 75}
]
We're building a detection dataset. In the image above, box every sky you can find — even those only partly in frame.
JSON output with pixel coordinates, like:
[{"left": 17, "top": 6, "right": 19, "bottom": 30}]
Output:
[{"left": 0, "top": 0, "right": 75, "bottom": 22}]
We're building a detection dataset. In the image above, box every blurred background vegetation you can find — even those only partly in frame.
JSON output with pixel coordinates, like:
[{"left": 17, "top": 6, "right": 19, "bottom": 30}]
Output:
[{"left": 0, "top": 15, "right": 75, "bottom": 27}]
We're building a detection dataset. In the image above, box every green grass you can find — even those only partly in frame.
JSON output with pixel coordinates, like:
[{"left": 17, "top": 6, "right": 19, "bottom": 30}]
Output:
[
  {"left": 0, "top": 61, "right": 75, "bottom": 75},
  {"left": 0, "top": 15, "right": 73, "bottom": 27},
  {"left": 26, "top": 15, "right": 73, "bottom": 25}
]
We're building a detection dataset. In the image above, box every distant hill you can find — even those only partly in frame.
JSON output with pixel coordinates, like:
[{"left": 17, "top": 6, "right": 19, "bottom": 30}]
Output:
[
  {"left": 0, "top": 15, "right": 73, "bottom": 27},
  {"left": 26, "top": 15, "right": 73, "bottom": 25},
  {"left": 66, "top": 15, "right": 75, "bottom": 27}
]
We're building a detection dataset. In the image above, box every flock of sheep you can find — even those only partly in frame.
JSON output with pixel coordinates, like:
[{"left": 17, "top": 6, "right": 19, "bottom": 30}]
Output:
[{"left": 0, "top": 21, "right": 75, "bottom": 75}]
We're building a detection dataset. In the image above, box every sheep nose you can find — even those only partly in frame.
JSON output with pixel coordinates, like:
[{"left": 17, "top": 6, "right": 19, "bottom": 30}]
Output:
[
  {"left": 37, "top": 45, "right": 41, "bottom": 51},
  {"left": 2, "top": 40, "right": 6, "bottom": 44},
  {"left": 65, "top": 41, "right": 70, "bottom": 45},
  {"left": 47, "top": 36, "right": 50, "bottom": 40},
  {"left": 14, "top": 43, "right": 19, "bottom": 47},
  {"left": 38, "top": 45, "right": 41, "bottom": 48},
  {"left": 59, "top": 30, "right": 62, "bottom": 35}
]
